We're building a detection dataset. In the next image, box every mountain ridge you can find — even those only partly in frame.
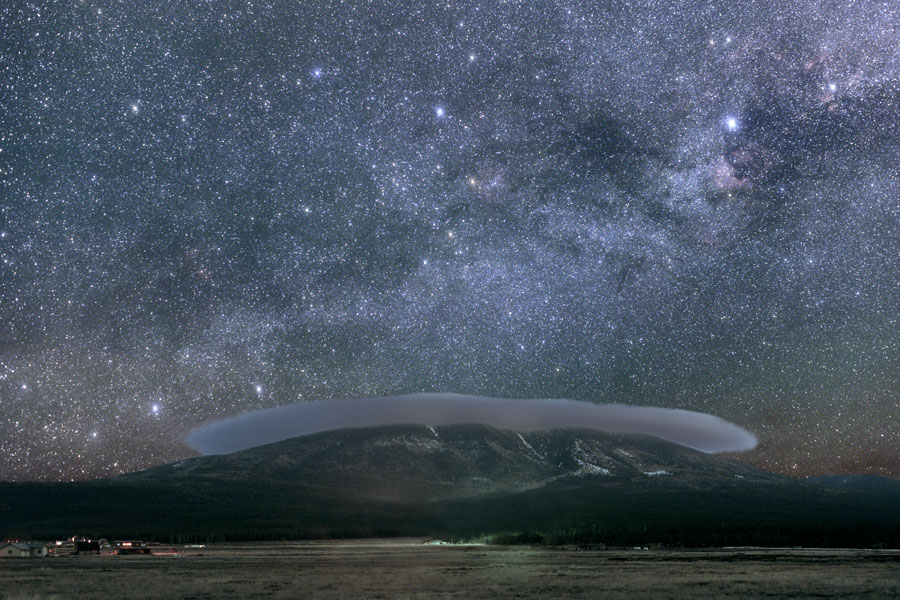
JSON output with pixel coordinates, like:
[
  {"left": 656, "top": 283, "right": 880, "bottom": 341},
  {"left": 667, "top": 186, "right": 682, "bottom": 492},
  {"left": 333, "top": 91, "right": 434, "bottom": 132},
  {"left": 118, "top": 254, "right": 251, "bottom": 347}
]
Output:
[{"left": 121, "top": 424, "right": 786, "bottom": 502}]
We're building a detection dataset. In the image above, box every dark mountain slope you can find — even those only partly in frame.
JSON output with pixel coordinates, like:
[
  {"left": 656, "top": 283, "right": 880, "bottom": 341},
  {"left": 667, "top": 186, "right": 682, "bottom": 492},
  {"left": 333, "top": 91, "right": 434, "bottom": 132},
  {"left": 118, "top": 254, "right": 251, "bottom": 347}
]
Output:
[{"left": 808, "top": 474, "right": 900, "bottom": 496}]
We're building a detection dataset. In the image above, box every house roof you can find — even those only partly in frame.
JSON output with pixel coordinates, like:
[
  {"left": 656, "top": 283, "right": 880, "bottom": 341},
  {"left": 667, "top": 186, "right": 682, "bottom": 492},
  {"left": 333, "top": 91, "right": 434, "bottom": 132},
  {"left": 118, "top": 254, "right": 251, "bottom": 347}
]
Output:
[
  {"left": 0, "top": 542, "right": 30, "bottom": 551},
  {"left": 0, "top": 541, "right": 47, "bottom": 550}
]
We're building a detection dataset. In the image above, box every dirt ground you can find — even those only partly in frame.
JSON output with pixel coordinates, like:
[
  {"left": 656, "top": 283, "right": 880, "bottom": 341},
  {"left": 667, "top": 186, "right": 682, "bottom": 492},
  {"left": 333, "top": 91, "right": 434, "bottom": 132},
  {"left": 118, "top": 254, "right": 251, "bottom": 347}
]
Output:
[{"left": 2, "top": 539, "right": 899, "bottom": 599}]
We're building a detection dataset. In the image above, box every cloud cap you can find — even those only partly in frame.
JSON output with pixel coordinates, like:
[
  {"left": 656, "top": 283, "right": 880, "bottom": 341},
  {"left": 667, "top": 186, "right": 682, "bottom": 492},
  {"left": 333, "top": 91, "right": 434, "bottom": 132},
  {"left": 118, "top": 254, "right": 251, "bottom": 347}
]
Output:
[{"left": 186, "top": 393, "right": 758, "bottom": 455}]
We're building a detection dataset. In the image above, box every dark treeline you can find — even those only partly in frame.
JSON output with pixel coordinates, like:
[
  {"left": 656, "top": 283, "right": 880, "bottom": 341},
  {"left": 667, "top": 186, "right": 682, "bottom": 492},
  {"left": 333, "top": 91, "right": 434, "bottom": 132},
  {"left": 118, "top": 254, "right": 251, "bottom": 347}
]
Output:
[
  {"left": 3, "top": 476, "right": 900, "bottom": 549},
  {"left": 39, "top": 521, "right": 900, "bottom": 549}
]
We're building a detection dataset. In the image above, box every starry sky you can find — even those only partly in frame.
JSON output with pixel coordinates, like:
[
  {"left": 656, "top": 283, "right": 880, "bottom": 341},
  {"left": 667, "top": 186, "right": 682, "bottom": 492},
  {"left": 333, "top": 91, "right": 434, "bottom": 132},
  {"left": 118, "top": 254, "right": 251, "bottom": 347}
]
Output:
[{"left": 3, "top": 0, "right": 900, "bottom": 482}]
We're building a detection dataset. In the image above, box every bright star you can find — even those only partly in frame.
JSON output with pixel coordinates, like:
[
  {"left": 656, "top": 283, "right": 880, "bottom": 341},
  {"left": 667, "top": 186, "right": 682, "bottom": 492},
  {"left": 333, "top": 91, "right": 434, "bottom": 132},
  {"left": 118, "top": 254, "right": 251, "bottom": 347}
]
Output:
[
  {"left": 726, "top": 117, "right": 739, "bottom": 131},
  {"left": 435, "top": 106, "right": 446, "bottom": 118},
  {"left": 255, "top": 385, "right": 263, "bottom": 394}
]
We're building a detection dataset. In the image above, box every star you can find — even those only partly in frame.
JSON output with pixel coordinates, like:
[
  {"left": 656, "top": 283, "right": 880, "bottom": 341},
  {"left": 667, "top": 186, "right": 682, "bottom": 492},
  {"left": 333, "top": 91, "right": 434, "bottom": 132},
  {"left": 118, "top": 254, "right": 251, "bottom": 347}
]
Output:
[{"left": 4, "top": 0, "right": 900, "bottom": 483}]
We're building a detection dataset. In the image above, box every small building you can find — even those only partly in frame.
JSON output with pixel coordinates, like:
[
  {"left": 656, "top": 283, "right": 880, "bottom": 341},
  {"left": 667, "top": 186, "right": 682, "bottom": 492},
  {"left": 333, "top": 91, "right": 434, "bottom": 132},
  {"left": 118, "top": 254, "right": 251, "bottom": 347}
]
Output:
[
  {"left": 74, "top": 540, "right": 101, "bottom": 555},
  {"left": 0, "top": 542, "right": 50, "bottom": 558},
  {"left": 114, "top": 540, "right": 151, "bottom": 555}
]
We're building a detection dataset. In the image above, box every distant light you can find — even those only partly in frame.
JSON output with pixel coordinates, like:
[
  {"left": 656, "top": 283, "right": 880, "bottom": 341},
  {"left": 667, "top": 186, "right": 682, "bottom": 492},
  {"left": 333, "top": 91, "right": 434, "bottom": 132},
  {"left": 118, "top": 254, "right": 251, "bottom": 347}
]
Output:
[
  {"left": 21, "top": 383, "right": 27, "bottom": 390},
  {"left": 255, "top": 385, "right": 263, "bottom": 394},
  {"left": 435, "top": 106, "right": 446, "bottom": 118},
  {"left": 91, "top": 432, "right": 98, "bottom": 438},
  {"left": 151, "top": 404, "right": 160, "bottom": 414},
  {"left": 828, "top": 82, "right": 837, "bottom": 93},
  {"left": 312, "top": 68, "right": 322, "bottom": 78},
  {"left": 726, "top": 117, "right": 739, "bottom": 131},
  {"left": 131, "top": 104, "right": 139, "bottom": 114}
]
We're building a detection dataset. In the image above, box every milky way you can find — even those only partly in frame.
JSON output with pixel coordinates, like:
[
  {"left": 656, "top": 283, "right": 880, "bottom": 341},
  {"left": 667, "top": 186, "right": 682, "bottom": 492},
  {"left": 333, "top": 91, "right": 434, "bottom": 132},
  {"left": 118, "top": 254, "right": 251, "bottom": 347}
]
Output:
[{"left": 2, "top": 0, "right": 900, "bottom": 481}]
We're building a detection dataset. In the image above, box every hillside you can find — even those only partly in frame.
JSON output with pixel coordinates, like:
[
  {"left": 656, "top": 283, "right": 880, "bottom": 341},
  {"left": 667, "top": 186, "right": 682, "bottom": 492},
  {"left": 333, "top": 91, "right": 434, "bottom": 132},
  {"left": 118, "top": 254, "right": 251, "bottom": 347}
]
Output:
[
  {"left": 2, "top": 425, "right": 899, "bottom": 547},
  {"left": 807, "top": 474, "right": 900, "bottom": 496}
]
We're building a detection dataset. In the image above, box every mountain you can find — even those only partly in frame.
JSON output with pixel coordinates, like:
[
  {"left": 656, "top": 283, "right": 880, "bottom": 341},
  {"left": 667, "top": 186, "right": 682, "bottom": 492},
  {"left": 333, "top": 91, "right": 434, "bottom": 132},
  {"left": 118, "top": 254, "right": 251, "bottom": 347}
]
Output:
[
  {"left": 2, "top": 425, "right": 900, "bottom": 547},
  {"left": 120, "top": 424, "right": 782, "bottom": 500}
]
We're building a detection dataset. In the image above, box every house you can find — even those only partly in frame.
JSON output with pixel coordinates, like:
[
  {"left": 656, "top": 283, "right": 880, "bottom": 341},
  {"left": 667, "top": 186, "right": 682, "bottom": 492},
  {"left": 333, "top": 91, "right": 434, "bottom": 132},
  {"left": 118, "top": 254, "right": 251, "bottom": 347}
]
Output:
[
  {"left": 0, "top": 542, "right": 50, "bottom": 558},
  {"left": 75, "top": 540, "right": 101, "bottom": 554},
  {"left": 114, "top": 540, "right": 151, "bottom": 555}
]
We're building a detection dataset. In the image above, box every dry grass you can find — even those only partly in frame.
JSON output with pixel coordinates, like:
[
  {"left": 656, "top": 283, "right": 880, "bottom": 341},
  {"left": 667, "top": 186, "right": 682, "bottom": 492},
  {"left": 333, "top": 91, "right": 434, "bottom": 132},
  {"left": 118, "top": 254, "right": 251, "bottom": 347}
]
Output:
[{"left": 1, "top": 540, "right": 899, "bottom": 599}]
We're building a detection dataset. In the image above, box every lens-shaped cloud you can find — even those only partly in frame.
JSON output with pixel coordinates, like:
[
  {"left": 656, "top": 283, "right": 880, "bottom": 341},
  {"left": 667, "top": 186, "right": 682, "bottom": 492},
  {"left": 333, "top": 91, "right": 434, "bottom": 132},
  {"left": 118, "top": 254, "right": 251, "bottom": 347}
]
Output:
[{"left": 186, "top": 393, "right": 757, "bottom": 455}]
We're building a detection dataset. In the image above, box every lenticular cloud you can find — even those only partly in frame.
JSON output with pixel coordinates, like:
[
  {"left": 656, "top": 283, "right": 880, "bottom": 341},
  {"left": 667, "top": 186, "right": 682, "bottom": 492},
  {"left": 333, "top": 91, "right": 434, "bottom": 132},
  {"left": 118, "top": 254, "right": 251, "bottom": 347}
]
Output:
[{"left": 185, "top": 393, "right": 757, "bottom": 455}]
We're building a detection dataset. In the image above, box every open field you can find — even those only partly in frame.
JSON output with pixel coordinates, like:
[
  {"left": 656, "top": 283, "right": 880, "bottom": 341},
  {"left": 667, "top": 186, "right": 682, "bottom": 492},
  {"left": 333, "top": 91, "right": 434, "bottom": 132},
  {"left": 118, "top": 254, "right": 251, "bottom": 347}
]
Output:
[{"left": 2, "top": 540, "right": 900, "bottom": 599}]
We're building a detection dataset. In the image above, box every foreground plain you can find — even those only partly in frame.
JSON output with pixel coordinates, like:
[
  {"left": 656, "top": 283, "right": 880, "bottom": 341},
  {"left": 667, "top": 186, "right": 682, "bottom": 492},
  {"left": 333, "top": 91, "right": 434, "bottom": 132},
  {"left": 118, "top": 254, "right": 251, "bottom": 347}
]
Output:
[{"left": 2, "top": 540, "right": 900, "bottom": 599}]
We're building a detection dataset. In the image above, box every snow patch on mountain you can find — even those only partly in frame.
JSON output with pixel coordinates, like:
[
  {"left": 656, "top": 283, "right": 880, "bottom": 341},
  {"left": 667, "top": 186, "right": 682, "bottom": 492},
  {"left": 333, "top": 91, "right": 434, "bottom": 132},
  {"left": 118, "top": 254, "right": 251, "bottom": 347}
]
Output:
[
  {"left": 516, "top": 432, "right": 545, "bottom": 460},
  {"left": 373, "top": 435, "right": 442, "bottom": 450},
  {"left": 572, "top": 440, "right": 612, "bottom": 476}
]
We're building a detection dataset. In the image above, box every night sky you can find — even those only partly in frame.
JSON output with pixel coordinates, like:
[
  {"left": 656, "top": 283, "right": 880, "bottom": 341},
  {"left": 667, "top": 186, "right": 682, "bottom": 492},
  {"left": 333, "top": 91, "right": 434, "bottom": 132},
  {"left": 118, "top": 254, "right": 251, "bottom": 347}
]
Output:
[{"left": 3, "top": 0, "right": 900, "bottom": 482}]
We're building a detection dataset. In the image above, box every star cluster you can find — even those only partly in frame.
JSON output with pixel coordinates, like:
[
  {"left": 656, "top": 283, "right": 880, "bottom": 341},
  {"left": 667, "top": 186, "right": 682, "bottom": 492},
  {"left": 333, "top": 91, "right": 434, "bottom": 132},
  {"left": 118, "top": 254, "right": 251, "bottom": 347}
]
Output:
[{"left": 2, "top": 0, "right": 900, "bottom": 481}]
